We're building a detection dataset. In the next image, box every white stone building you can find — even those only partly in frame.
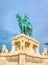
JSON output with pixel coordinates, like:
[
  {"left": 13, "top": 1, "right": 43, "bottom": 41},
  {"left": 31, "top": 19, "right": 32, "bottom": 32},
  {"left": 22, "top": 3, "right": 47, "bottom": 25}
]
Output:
[{"left": 0, "top": 34, "right": 48, "bottom": 65}]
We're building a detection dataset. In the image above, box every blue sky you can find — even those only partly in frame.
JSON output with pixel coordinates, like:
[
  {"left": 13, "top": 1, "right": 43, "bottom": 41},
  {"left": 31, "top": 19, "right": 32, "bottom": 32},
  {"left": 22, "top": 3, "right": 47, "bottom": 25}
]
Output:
[{"left": 0, "top": 0, "right": 48, "bottom": 53}]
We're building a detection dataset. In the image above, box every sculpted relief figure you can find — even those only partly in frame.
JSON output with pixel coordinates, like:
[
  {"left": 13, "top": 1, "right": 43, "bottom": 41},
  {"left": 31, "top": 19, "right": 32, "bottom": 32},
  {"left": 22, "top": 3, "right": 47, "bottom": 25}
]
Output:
[
  {"left": 2, "top": 44, "right": 8, "bottom": 54},
  {"left": 42, "top": 48, "right": 47, "bottom": 55}
]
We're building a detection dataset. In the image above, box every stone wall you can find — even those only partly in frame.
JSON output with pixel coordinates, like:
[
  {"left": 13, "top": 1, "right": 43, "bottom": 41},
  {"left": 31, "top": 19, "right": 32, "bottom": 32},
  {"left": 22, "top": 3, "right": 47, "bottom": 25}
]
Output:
[
  {"left": 0, "top": 53, "right": 48, "bottom": 65},
  {"left": 26, "top": 55, "right": 48, "bottom": 65}
]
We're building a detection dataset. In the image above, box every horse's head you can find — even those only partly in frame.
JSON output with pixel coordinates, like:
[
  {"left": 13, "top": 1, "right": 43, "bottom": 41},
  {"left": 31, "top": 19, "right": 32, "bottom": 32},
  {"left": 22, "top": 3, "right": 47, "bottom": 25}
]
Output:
[{"left": 16, "top": 14, "right": 21, "bottom": 23}]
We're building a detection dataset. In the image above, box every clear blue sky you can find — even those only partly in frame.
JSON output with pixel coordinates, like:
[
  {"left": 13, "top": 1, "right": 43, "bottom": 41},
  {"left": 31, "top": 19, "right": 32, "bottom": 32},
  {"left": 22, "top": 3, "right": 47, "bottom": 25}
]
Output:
[{"left": 0, "top": 0, "right": 48, "bottom": 53}]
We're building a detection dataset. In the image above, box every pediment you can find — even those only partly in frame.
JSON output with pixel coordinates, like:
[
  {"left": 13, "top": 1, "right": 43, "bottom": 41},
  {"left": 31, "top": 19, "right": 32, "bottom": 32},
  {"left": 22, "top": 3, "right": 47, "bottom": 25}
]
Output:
[{"left": 12, "top": 34, "right": 40, "bottom": 44}]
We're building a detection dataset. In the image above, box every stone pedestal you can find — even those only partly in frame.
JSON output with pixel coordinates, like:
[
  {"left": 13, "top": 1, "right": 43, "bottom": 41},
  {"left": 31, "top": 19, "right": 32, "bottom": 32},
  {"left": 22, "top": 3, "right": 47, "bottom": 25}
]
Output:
[{"left": 0, "top": 34, "right": 48, "bottom": 65}]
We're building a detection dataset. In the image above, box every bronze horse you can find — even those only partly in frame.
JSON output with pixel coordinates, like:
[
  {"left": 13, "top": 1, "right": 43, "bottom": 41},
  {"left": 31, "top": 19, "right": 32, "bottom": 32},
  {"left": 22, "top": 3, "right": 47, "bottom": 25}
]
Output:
[{"left": 16, "top": 14, "right": 33, "bottom": 36}]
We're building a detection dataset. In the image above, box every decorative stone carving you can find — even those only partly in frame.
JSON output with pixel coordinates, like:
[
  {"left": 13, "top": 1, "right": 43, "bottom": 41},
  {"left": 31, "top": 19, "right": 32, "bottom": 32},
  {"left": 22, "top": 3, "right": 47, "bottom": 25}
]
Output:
[
  {"left": 2, "top": 44, "right": 8, "bottom": 54},
  {"left": 42, "top": 48, "right": 47, "bottom": 55}
]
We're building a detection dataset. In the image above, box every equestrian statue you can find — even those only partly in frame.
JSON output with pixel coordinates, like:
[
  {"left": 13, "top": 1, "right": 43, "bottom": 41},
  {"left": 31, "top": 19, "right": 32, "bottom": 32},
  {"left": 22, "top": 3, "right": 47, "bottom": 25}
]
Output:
[{"left": 16, "top": 14, "right": 33, "bottom": 37}]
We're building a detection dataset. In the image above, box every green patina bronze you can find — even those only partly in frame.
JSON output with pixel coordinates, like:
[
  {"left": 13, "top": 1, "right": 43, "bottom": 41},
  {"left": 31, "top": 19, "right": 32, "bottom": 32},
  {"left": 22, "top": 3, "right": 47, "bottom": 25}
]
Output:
[{"left": 16, "top": 14, "right": 33, "bottom": 37}]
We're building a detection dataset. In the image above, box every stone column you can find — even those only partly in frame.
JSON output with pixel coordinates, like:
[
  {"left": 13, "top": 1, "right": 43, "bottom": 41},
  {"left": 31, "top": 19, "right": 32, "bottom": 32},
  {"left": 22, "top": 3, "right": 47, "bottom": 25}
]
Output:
[
  {"left": 20, "top": 40, "right": 25, "bottom": 51},
  {"left": 29, "top": 44, "right": 34, "bottom": 54},
  {"left": 36, "top": 44, "right": 39, "bottom": 55},
  {"left": 11, "top": 41, "right": 15, "bottom": 52}
]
